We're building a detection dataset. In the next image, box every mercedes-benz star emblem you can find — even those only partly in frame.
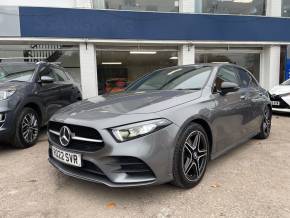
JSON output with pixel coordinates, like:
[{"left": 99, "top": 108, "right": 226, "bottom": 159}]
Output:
[{"left": 59, "top": 126, "right": 71, "bottom": 147}]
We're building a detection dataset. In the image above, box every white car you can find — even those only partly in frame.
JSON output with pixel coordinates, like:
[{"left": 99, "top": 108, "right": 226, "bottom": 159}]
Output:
[{"left": 269, "top": 79, "right": 290, "bottom": 113}]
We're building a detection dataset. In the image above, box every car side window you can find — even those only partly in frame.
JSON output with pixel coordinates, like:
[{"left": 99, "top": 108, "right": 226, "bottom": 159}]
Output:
[
  {"left": 39, "top": 66, "right": 55, "bottom": 80},
  {"left": 51, "top": 67, "right": 68, "bottom": 82},
  {"left": 213, "top": 66, "right": 240, "bottom": 92},
  {"left": 249, "top": 74, "right": 259, "bottom": 88},
  {"left": 236, "top": 67, "right": 251, "bottom": 88}
]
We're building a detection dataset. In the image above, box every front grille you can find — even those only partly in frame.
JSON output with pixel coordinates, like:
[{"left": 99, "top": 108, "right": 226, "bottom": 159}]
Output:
[
  {"left": 48, "top": 121, "right": 104, "bottom": 152},
  {"left": 270, "top": 95, "right": 290, "bottom": 109},
  {"left": 111, "top": 156, "right": 155, "bottom": 178}
]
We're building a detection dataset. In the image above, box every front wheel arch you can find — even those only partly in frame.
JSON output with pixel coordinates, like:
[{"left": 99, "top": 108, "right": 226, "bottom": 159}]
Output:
[
  {"left": 171, "top": 122, "right": 210, "bottom": 188},
  {"left": 22, "top": 103, "right": 43, "bottom": 126},
  {"left": 174, "top": 117, "right": 213, "bottom": 159}
]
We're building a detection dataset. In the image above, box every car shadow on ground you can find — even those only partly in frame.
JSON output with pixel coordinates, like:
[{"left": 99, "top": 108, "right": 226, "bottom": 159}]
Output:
[
  {"left": 0, "top": 117, "right": 279, "bottom": 200},
  {"left": 272, "top": 111, "right": 290, "bottom": 117},
  {"left": 0, "top": 128, "right": 47, "bottom": 152},
  {"left": 52, "top": 136, "right": 257, "bottom": 199}
]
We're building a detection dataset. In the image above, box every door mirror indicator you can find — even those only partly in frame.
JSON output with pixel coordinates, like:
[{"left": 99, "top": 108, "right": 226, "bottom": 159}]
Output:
[
  {"left": 219, "top": 82, "right": 240, "bottom": 95},
  {"left": 39, "top": 76, "right": 55, "bottom": 84}
]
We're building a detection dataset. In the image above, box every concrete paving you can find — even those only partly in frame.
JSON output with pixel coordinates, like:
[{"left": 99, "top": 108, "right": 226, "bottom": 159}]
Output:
[{"left": 0, "top": 115, "right": 290, "bottom": 218}]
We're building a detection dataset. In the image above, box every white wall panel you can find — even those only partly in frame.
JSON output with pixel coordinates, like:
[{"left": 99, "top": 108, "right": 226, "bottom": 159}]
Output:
[{"left": 79, "top": 43, "right": 98, "bottom": 98}]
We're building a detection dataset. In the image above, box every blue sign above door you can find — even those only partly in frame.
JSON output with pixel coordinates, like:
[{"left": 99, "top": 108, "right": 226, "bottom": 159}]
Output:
[{"left": 285, "top": 59, "right": 290, "bottom": 81}]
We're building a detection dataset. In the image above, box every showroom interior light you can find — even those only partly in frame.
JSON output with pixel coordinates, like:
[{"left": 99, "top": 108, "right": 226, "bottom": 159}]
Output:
[
  {"left": 130, "top": 51, "right": 157, "bottom": 55},
  {"left": 101, "top": 62, "right": 122, "bottom": 65},
  {"left": 169, "top": 56, "right": 178, "bottom": 60}
]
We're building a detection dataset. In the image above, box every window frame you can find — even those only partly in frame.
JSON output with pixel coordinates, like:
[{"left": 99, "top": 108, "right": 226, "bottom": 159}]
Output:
[
  {"left": 232, "top": 66, "right": 251, "bottom": 89},
  {"left": 50, "top": 66, "right": 70, "bottom": 82},
  {"left": 212, "top": 65, "right": 241, "bottom": 94},
  {"left": 38, "top": 65, "right": 55, "bottom": 82},
  {"left": 197, "top": 0, "right": 267, "bottom": 16}
]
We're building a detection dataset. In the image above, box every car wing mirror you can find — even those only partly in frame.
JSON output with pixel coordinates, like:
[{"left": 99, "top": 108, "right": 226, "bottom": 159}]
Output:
[
  {"left": 219, "top": 82, "right": 240, "bottom": 95},
  {"left": 39, "top": 76, "right": 55, "bottom": 84}
]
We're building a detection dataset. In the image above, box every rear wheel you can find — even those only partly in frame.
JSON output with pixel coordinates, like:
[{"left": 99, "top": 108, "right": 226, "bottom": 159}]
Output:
[
  {"left": 12, "top": 108, "right": 40, "bottom": 149},
  {"left": 172, "top": 123, "right": 209, "bottom": 189},
  {"left": 256, "top": 106, "right": 272, "bottom": 139}
]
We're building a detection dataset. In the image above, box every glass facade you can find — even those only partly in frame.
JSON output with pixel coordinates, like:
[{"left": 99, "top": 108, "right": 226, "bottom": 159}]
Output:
[
  {"left": 196, "top": 50, "right": 261, "bottom": 81},
  {"left": 0, "top": 44, "right": 80, "bottom": 85},
  {"left": 96, "top": 48, "right": 178, "bottom": 94},
  {"left": 282, "top": 0, "right": 290, "bottom": 17},
  {"left": 93, "top": 0, "right": 179, "bottom": 12},
  {"left": 195, "top": 0, "right": 266, "bottom": 16}
]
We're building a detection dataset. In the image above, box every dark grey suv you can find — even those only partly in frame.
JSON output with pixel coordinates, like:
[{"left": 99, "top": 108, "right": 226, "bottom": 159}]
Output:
[
  {"left": 48, "top": 64, "right": 271, "bottom": 188},
  {"left": 0, "top": 62, "right": 82, "bottom": 148}
]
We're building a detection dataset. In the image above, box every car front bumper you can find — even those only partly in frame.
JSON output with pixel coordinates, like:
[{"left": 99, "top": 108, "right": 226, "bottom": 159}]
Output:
[
  {"left": 48, "top": 123, "right": 180, "bottom": 187},
  {"left": 272, "top": 108, "right": 290, "bottom": 113},
  {"left": 270, "top": 94, "right": 290, "bottom": 113}
]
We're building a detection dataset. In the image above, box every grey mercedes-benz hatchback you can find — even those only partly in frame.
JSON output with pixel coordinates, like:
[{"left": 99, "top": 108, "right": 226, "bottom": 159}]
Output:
[{"left": 48, "top": 64, "right": 272, "bottom": 188}]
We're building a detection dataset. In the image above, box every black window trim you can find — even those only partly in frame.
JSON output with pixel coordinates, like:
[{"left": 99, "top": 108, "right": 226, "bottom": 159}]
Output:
[
  {"left": 211, "top": 65, "right": 241, "bottom": 94},
  {"left": 236, "top": 65, "right": 259, "bottom": 88},
  {"left": 232, "top": 65, "right": 251, "bottom": 89}
]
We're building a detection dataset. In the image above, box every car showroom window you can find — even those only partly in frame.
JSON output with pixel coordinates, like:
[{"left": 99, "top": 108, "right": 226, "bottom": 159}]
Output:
[
  {"left": 195, "top": 0, "right": 266, "bottom": 16},
  {"left": 51, "top": 67, "right": 68, "bottom": 82},
  {"left": 214, "top": 66, "right": 240, "bottom": 92},
  {"left": 236, "top": 67, "right": 250, "bottom": 88}
]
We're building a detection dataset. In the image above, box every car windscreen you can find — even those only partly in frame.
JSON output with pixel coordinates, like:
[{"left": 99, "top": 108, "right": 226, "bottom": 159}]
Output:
[
  {"left": 0, "top": 64, "right": 35, "bottom": 82},
  {"left": 127, "top": 66, "right": 213, "bottom": 91},
  {"left": 281, "top": 79, "right": 290, "bottom": 85}
]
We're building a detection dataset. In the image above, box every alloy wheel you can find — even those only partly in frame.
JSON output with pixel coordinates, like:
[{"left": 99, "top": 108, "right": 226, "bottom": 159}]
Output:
[
  {"left": 263, "top": 107, "right": 271, "bottom": 136},
  {"left": 21, "top": 113, "right": 39, "bottom": 143},
  {"left": 182, "top": 130, "right": 208, "bottom": 182}
]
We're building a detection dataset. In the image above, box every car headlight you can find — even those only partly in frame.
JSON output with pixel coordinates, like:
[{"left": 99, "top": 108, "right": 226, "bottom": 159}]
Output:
[
  {"left": 110, "top": 119, "right": 172, "bottom": 142},
  {"left": 0, "top": 90, "right": 16, "bottom": 101}
]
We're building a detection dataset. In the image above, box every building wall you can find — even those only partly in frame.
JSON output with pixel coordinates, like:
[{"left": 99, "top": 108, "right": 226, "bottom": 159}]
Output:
[
  {"left": 0, "top": 0, "right": 77, "bottom": 8},
  {"left": 18, "top": 7, "right": 290, "bottom": 42},
  {"left": 0, "top": 1, "right": 286, "bottom": 97}
]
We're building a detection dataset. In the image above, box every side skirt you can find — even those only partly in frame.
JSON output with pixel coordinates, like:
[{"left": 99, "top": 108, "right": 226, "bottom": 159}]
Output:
[{"left": 210, "top": 132, "right": 259, "bottom": 160}]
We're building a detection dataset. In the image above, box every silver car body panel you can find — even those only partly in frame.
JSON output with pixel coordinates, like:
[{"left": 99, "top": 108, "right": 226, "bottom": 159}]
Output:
[{"left": 48, "top": 64, "right": 271, "bottom": 187}]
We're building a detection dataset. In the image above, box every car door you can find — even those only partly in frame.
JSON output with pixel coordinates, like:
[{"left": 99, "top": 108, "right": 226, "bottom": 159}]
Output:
[
  {"left": 36, "top": 65, "right": 64, "bottom": 121},
  {"left": 233, "top": 66, "right": 254, "bottom": 136},
  {"left": 247, "top": 73, "right": 266, "bottom": 133},
  {"left": 50, "top": 66, "right": 76, "bottom": 106},
  {"left": 211, "top": 66, "right": 249, "bottom": 154}
]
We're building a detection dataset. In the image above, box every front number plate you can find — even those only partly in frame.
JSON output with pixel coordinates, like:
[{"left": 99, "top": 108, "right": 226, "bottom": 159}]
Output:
[
  {"left": 52, "top": 146, "right": 82, "bottom": 167},
  {"left": 271, "top": 101, "right": 280, "bottom": 106}
]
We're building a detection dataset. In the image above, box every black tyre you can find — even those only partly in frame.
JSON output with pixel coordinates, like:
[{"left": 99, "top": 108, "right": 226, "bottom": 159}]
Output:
[
  {"left": 12, "top": 107, "right": 40, "bottom": 149},
  {"left": 256, "top": 106, "right": 272, "bottom": 139},
  {"left": 172, "top": 123, "right": 209, "bottom": 189}
]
